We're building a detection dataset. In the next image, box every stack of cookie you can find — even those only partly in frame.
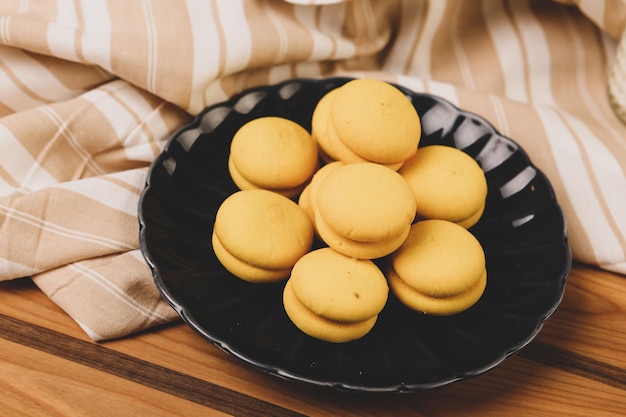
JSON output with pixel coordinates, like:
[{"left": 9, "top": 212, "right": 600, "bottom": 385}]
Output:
[
  {"left": 283, "top": 248, "right": 389, "bottom": 343},
  {"left": 311, "top": 78, "right": 420, "bottom": 170},
  {"left": 212, "top": 189, "right": 314, "bottom": 283},
  {"left": 228, "top": 116, "right": 319, "bottom": 198},
  {"left": 301, "top": 161, "right": 416, "bottom": 259}
]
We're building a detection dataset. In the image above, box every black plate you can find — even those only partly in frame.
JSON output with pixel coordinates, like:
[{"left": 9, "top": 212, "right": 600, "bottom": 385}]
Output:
[{"left": 138, "top": 77, "right": 571, "bottom": 393}]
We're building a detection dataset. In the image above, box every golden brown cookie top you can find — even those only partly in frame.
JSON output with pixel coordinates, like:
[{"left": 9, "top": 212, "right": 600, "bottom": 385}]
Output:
[
  {"left": 229, "top": 116, "right": 318, "bottom": 190},
  {"left": 329, "top": 79, "right": 421, "bottom": 164},
  {"left": 391, "top": 219, "right": 485, "bottom": 298},
  {"left": 315, "top": 162, "right": 416, "bottom": 242},
  {"left": 399, "top": 145, "right": 487, "bottom": 227},
  {"left": 289, "top": 248, "right": 388, "bottom": 323},
  {"left": 213, "top": 189, "right": 314, "bottom": 270}
]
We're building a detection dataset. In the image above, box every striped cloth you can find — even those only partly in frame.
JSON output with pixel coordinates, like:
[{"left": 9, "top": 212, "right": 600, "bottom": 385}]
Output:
[{"left": 1, "top": 0, "right": 625, "bottom": 340}]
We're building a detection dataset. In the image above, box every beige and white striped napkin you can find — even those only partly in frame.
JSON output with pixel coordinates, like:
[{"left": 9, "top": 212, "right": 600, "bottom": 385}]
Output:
[{"left": 1, "top": 0, "right": 625, "bottom": 340}]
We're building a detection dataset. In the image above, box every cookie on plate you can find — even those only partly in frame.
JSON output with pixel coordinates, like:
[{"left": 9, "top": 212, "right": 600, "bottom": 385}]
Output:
[
  {"left": 329, "top": 78, "right": 421, "bottom": 166},
  {"left": 399, "top": 145, "right": 487, "bottom": 228},
  {"left": 212, "top": 189, "right": 314, "bottom": 283},
  {"left": 228, "top": 116, "right": 319, "bottom": 198},
  {"left": 314, "top": 162, "right": 416, "bottom": 259},
  {"left": 283, "top": 247, "right": 388, "bottom": 343},
  {"left": 387, "top": 219, "right": 487, "bottom": 315}
]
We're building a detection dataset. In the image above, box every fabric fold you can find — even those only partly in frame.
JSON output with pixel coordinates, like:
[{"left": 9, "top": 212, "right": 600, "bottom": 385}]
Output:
[
  {"left": 32, "top": 249, "right": 179, "bottom": 341},
  {"left": 609, "top": 27, "right": 626, "bottom": 125},
  {"left": 0, "top": 168, "right": 147, "bottom": 280}
]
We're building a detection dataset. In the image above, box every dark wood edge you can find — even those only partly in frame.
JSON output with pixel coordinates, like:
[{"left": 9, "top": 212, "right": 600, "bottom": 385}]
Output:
[{"left": 0, "top": 313, "right": 306, "bottom": 417}]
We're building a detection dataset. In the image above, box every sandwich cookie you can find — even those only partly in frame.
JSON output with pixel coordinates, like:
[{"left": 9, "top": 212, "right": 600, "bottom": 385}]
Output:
[
  {"left": 310, "top": 79, "right": 421, "bottom": 170},
  {"left": 388, "top": 219, "right": 487, "bottom": 315},
  {"left": 314, "top": 162, "right": 416, "bottom": 259},
  {"left": 329, "top": 78, "right": 421, "bottom": 167},
  {"left": 283, "top": 247, "right": 388, "bottom": 343},
  {"left": 398, "top": 145, "right": 487, "bottom": 228},
  {"left": 212, "top": 189, "right": 314, "bottom": 283},
  {"left": 228, "top": 116, "right": 319, "bottom": 198}
]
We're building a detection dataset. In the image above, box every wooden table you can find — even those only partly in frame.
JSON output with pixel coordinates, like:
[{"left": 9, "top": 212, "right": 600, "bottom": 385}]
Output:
[{"left": 0, "top": 262, "right": 624, "bottom": 417}]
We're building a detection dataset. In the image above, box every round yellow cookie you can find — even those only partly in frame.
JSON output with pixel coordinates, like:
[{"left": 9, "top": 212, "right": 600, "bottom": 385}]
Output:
[
  {"left": 228, "top": 116, "right": 319, "bottom": 196},
  {"left": 399, "top": 145, "right": 487, "bottom": 228},
  {"left": 388, "top": 219, "right": 487, "bottom": 315},
  {"left": 312, "top": 87, "right": 405, "bottom": 170},
  {"left": 289, "top": 248, "right": 388, "bottom": 322},
  {"left": 329, "top": 79, "right": 421, "bottom": 165},
  {"left": 315, "top": 162, "right": 416, "bottom": 243},
  {"left": 283, "top": 247, "right": 388, "bottom": 342},
  {"left": 213, "top": 190, "right": 314, "bottom": 282}
]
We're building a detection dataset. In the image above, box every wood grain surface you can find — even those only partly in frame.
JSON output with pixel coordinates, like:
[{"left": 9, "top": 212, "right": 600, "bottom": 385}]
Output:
[{"left": 1, "top": 263, "right": 625, "bottom": 417}]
